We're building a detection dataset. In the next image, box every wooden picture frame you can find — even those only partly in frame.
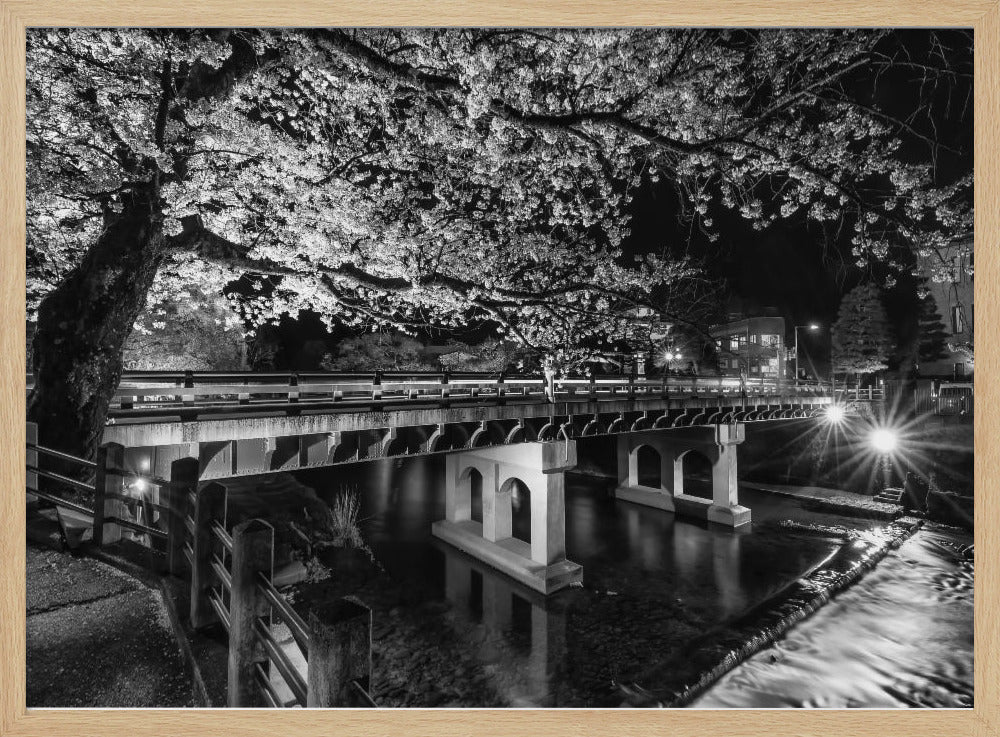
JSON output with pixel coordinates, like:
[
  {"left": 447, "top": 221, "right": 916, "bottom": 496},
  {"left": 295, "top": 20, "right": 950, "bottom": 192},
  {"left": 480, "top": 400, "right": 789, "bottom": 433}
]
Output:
[{"left": 0, "top": 1, "right": 995, "bottom": 735}]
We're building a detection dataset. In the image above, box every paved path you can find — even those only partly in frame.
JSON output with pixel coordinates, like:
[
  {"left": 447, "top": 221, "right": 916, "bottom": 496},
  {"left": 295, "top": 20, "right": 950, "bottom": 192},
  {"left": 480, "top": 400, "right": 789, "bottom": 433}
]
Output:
[{"left": 26, "top": 544, "right": 195, "bottom": 707}]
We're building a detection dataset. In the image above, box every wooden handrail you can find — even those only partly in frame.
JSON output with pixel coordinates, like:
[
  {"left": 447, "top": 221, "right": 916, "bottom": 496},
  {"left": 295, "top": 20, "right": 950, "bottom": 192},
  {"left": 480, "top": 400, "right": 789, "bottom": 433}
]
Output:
[
  {"left": 258, "top": 572, "right": 310, "bottom": 656},
  {"left": 254, "top": 617, "right": 308, "bottom": 706}
]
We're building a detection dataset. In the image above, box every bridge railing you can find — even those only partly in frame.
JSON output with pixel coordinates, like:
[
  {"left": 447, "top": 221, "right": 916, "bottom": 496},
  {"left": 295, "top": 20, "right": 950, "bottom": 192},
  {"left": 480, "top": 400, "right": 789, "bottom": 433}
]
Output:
[
  {"left": 92, "top": 370, "right": 830, "bottom": 419},
  {"left": 837, "top": 386, "right": 885, "bottom": 402},
  {"left": 188, "top": 489, "right": 375, "bottom": 708}
]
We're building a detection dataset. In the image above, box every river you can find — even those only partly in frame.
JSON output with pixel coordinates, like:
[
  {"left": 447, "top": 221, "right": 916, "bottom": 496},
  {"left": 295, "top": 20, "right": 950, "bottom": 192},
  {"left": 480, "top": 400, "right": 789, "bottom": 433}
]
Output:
[{"left": 291, "top": 445, "right": 973, "bottom": 708}]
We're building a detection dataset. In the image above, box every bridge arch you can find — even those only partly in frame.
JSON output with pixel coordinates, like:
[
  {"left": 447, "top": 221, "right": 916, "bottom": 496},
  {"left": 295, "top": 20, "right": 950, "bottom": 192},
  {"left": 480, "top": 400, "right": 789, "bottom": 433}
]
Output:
[
  {"left": 633, "top": 444, "right": 662, "bottom": 489},
  {"left": 676, "top": 448, "right": 714, "bottom": 499},
  {"left": 460, "top": 466, "right": 485, "bottom": 524},
  {"left": 499, "top": 476, "right": 532, "bottom": 544},
  {"left": 581, "top": 416, "right": 603, "bottom": 436},
  {"left": 424, "top": 427, "right": 447, "bottom": 453},
  {"left": 467, "top": 426, "right": 492, "bottom": 449},
  {"left": 536, "top": 422, "right": 557, "bottom": 442},
  {"left": 653, "top": 412, "right": 674, "bottom": 429},
  {"left": 631, "top": 414, "right": 653, "bottom": 432},
  {"left": 607, "top": 415, "right": 626, "bottom": 433}
]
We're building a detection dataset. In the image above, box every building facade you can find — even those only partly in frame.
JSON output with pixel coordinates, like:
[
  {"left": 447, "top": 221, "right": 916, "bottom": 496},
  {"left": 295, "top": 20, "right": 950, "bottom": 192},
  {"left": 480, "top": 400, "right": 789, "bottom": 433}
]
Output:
[
  {"left": 915, "top": 236, "right": 974, "bottom": 380},
  {"left": 709, "top": 315, "right": 788, "bottom": 381}
]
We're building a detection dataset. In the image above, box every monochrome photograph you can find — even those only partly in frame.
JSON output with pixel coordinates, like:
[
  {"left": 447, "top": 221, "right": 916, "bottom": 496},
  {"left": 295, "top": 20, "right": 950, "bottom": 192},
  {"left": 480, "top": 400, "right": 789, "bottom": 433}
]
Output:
[{"left": 23, "top": 26, "right": 973, "bottom": 709}]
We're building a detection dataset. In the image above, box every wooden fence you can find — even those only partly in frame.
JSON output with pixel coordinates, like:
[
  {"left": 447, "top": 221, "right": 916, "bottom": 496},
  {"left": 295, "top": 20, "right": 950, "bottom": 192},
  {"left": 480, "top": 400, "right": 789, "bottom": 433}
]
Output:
[
  {"left": 27, "top": 421, "right": 177, "bottom": 554},
  {"left": 185, "top": 483, "right": 376, "bottom": 707},
  {"left": 26, "top": 421, "right": 377, "bottom": 707}
]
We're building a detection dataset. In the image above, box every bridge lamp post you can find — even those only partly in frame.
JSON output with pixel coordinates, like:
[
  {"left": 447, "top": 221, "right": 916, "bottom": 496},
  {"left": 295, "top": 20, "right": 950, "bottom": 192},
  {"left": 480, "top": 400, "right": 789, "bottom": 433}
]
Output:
[
  {"left": 793, "top": 323, "right": 820, "bottom": 387},
  {"left": 869, "top": 426, "right": 900, "bottom": 491}
]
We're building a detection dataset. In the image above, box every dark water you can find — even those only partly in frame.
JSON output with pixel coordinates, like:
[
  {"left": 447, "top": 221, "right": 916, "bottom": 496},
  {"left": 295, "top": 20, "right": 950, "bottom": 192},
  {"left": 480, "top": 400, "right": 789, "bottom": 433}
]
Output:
[{"left": 292, "top": 448, "right": 969, "bottom": 707}]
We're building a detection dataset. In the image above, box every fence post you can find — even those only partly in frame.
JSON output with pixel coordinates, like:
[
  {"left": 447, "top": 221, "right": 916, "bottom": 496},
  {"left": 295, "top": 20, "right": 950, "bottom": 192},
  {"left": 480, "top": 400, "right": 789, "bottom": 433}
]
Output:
[
  {"left": 190, "top": 482, "right": 227, "bottom": 628},
  {"left": 306, "top": 598, "right": 372, "bottom": 707},
  {"left": 26, "top": 422, "right": 38, "bottom": 496},
  {"left": 228, "top": 519, "right": 274, "bottom": 708},
  {"left": 93, "top": 443, "right": 124, "bottom": 548},
  {"left": 166, "top": 457, "right": 199, "bottom": 577}
]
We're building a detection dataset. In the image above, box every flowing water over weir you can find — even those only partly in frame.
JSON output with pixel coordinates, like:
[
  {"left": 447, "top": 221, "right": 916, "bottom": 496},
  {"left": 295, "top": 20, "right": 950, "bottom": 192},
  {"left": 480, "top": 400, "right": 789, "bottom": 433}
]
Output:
[
  {"left": 292, "top": 454, "right": 972, "bottom": 708},
  {"left": 690, "top": 525, "right": 974, "bottom": 708}
]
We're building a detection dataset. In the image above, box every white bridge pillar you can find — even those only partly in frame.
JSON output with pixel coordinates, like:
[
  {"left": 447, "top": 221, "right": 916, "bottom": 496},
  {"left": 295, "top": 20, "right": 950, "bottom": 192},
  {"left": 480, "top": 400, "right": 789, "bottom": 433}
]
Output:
[
  {"left": 434, "top": 441, "right": 583, "bottom": 594},
  {"left": 613, "top": 424, "right": 751, "bottom": 528}
]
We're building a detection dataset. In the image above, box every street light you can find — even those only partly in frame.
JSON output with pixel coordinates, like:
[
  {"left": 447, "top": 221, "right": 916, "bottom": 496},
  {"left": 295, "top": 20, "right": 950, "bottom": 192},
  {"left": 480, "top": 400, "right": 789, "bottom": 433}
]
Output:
[
  {"left": 793, "top": 323, "right": 820, "bottom": 387},
  {"left": 869, "top": 425, "right": 900, "bottom": 491}
]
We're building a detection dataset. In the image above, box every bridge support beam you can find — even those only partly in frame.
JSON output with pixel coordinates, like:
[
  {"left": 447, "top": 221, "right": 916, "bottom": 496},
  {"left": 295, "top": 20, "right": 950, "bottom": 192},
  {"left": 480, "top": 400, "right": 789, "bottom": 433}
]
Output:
[
  {"left": 613, "top": 424, "right": 751, "bottom": 528},
  {"left": 432, "top": 441, "right": 583, "bottom": 594}
]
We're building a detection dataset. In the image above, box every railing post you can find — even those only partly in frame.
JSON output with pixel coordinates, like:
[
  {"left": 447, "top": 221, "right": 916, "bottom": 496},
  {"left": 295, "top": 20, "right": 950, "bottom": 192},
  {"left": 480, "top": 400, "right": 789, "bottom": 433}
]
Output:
[
  {"left": 93, "top": 443, "right": 124, "bottom": 548},
  {"left": 228, "top": 519, "right": 274, "bottom": 708},
  {"left": 589, "top": 376, "right": 597, "bottom": 400},
  {"left": 440, "top": 371, "right": 450, "bottom": 407},
  {"left": 306, "top": 598, "right": 373, "bottom": 707},
  {"left": 497, "top": 373, "right": 506, "bottom": 406},
  {"left": 182, "top": 370, "right": 195, "bottom": 406},
  {"left": 190, "top": 482, "right": 227, "bottom": 628},
  {"left": 372, "top": 370, "right": 383, "bottom": 403},
  {"left": 288, "top": 373, "right": 300, "bottom": 404},
  {"left": 166, "top": 457, "right": 199, "bottom": 577}
]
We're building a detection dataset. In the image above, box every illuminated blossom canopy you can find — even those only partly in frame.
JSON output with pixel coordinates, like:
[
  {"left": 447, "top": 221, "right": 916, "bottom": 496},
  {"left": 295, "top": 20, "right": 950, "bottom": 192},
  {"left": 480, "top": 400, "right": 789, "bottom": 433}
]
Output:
[{"left": 26, "top": 28, "right": 972, "bottom": 455}]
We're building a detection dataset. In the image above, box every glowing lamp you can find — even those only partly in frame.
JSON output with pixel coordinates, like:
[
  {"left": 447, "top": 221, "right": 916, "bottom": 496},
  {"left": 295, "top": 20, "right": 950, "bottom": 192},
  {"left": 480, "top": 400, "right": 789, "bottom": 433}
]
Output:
[
  {"left": 869, "top": 428, "right": 898, "bottom": 454},
  {"left": 132, "top": 478, "right": 148, "bottom": 493},
  {"left": 825, "top": 404, "right": 846, "bottom": 424}
]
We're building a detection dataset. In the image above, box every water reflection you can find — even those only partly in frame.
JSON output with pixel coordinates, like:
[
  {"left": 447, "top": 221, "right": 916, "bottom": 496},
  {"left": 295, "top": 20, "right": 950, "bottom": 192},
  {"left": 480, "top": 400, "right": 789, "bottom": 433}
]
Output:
[
  {"left": 291, "top": 452, "right": 964, "bottom": 707},
  {"left": 438, "top": 541, "right": 566, "bottom": 706}
]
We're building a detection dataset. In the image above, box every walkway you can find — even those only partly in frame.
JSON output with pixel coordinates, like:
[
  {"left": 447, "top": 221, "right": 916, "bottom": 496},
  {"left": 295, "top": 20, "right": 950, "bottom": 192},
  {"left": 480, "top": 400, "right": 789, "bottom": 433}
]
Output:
[{"left": 26, "top": 544, "right": 195, "bottom": 707}]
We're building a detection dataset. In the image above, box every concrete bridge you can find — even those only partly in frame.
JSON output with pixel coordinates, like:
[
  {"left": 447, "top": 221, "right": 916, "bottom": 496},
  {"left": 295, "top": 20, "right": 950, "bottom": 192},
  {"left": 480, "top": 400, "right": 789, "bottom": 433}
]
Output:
[
  {"left": 98, "top": 371, "right": 831, "bottom": 481},
  {"left": 86, "top": 371, "right": 833, "bottom": 595}
]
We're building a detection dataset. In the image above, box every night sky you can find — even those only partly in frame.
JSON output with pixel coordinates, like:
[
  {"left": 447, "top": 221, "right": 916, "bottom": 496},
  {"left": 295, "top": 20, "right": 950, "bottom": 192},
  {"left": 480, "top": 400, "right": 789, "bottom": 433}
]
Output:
[{"left": 623, "top": 28, "right": 973, "bottom": 329}]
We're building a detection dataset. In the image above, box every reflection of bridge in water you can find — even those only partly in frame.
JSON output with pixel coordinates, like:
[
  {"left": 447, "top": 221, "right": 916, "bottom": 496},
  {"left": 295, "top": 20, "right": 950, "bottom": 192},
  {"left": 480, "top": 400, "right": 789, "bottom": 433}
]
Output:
[{"left": 90, "top": 371, "right": 832, "bottom": 595}]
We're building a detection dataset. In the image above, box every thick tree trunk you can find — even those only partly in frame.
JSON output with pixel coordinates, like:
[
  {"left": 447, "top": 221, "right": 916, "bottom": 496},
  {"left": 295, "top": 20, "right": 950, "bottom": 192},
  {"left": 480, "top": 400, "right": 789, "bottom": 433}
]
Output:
[{"left": 28, "top": 181, "right": 165, "bottom": 461}]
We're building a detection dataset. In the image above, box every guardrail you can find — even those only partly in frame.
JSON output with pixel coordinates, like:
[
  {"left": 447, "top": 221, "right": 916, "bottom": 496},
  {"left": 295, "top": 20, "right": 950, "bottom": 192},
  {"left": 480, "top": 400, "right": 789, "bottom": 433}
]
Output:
[
  {"left": 189, "top": 483, "right": 376, "bottom": 708},
  {"left": 23, "top": 371, "right": 831, "bottom": 421}
]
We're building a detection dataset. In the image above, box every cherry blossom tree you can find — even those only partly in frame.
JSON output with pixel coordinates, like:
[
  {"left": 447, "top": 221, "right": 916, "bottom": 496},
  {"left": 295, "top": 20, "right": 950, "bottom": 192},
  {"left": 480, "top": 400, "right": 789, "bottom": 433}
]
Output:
[{"left": 26, "top": 28, "right": 972, "bottom": 458}]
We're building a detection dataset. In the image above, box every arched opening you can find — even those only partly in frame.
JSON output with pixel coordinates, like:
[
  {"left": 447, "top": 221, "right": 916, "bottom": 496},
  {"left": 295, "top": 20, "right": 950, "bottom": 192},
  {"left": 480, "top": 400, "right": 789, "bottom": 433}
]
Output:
[
  {"left": 635, "top": 445, "right": 661, "bottom": 488},
  {"left": 680, "top": 450, "right": 714, "bottom": 499},
  {"left": 503, "top": 478, "right": 532, "bottom": 544},
  {"left": 469, "top": 468, "right": 483, "bottom": 523}
]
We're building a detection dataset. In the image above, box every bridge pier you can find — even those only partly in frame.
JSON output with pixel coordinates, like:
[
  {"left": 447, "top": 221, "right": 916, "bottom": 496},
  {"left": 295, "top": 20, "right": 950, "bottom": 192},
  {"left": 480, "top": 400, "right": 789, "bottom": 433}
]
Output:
[
  {"left": 432, "top": 441, "right": 583, "bottom": 594},
  {"left": 613, "top": 423, "right": 750, "bottom": 528}
]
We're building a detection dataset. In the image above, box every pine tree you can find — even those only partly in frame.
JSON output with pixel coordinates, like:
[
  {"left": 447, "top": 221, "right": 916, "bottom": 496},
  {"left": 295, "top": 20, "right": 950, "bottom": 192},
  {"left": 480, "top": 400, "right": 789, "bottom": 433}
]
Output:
[
  {"left": 831, "top": 283, "right": 893, "bottom": 385},
  {"left": 916, "top": 290, "right": 950, "bottom": 369}
]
